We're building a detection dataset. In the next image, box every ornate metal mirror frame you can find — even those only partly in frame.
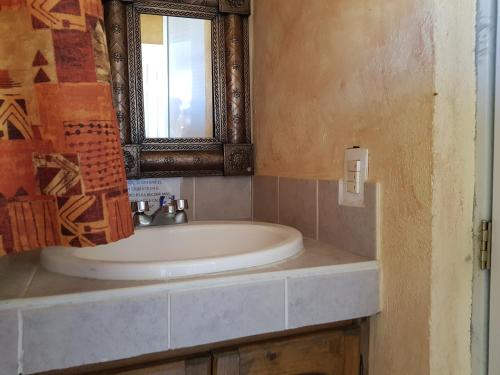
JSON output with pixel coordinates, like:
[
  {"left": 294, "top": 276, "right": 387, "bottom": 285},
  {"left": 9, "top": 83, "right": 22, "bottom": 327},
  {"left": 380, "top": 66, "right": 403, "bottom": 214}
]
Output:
[{"left": 103, "top": 0, "right": 252, "bottom": 178}]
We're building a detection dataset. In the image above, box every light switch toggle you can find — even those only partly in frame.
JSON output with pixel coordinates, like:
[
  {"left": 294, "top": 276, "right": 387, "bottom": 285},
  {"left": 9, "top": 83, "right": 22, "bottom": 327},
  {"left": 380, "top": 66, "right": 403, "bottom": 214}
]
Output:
[
  {"left": 346, "top": 180, "right": 359, "bottom": 194},
  {"left": 346, "top": 160, "right": 361, "bottom": 194},
  {"left": 346, "top": 172, "right": 360, "bottom": 193},
  {"left": 347, "top": 160, "right": 361, "bottom": 172}
]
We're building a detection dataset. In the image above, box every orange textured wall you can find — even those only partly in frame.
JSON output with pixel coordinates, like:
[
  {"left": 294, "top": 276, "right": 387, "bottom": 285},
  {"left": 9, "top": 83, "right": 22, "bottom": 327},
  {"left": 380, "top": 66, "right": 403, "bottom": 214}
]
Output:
[{"left": 252, "top": 0, "right": 475, "bottom": 374}]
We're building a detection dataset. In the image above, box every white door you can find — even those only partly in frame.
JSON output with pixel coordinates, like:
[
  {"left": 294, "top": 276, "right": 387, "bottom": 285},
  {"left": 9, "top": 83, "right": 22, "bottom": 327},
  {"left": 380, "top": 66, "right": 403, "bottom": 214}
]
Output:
[
  {"left": 490, "top": 128, "right": 500, "bottom": 375},
  {"left": 489, "top": 0, "right": 500, "bottom": 373}
]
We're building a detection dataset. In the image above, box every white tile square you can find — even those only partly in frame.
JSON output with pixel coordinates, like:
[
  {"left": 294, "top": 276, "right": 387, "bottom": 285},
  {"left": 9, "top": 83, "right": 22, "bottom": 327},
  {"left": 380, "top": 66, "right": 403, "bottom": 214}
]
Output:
[
  {"left": 0, "top": 310, "right": 18, "bottom": 375},
  {"left": 22, "top": 293, "right": 168, "bottom": 374},
  {"left": 287, "top": 269, "right": 379, "bottom": 329},
  {"left": 170, "top": 280, "right": 285, "bottom": 348}
]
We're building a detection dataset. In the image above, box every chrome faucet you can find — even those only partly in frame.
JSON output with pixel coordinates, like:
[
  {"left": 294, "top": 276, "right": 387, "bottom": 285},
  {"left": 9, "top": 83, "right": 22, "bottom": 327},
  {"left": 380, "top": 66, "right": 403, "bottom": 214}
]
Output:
[
  {"left": 131, "top": 201, "right": 152, "bottom": 227},
  {"left": 131, "top": 197, "right": 189, "bottom": 228}
]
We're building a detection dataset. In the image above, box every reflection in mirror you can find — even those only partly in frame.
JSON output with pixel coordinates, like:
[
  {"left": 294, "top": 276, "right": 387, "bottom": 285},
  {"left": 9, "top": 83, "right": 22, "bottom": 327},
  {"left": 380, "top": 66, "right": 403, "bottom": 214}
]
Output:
[{"left": 140, "top": 14, "right": 213, "bottom": 139}]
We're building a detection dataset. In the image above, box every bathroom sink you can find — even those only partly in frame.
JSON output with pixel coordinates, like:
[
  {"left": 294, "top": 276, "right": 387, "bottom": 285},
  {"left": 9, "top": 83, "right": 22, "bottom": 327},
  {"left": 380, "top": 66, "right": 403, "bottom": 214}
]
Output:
[{"left": 41, "top": 221, "right": 303, "bottom": 280}]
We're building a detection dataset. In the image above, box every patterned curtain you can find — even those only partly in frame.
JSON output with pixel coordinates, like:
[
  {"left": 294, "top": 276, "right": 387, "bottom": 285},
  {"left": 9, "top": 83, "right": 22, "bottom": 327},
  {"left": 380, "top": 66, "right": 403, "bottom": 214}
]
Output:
[{"left": 0, "top": 0, "right": 134, "bottom": 255}]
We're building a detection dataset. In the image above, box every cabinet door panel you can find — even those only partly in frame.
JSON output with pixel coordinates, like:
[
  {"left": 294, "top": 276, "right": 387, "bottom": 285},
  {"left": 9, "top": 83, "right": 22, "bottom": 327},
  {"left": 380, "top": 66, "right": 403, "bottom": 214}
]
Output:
[
  {"left": 239, "top": 330, "right": 359, "bottom": 375},
  {"left": 213, "top": 351, "right": 239, "bottom": 375},
  {"left": 187, "top": 356, "right": 212, "bottom": 375}
]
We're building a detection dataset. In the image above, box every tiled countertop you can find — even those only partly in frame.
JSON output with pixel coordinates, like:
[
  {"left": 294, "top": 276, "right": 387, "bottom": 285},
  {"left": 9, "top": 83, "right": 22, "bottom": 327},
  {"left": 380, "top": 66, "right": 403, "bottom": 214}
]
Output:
[
  {"left": 0, "top": 239, "right": 379, "bottom": 375},
  {"left": 0, "top": 239, "right": 372, "bottom": 302}
]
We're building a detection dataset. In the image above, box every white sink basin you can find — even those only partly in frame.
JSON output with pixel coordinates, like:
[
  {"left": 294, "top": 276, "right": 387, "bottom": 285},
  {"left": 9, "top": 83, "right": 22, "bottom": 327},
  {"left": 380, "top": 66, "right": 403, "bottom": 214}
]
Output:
[{"left": 41, "top": 221, "right": 303, "bottom": 280}]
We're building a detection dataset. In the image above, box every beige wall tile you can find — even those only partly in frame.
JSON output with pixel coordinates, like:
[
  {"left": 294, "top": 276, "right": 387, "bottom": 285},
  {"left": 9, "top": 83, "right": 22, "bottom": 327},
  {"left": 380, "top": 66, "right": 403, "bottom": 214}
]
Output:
[
  {"left": 194, "top": 176, "right": 252, "bottom": 220},
  {"left": 279, "top": 177, "right": 317, "bottom": 239},
  {"left": 318, "top": 181, "right": 378, "bottom": 259},
  {"left": 252, "top": 175, "right": 278, "bottom": 223}
]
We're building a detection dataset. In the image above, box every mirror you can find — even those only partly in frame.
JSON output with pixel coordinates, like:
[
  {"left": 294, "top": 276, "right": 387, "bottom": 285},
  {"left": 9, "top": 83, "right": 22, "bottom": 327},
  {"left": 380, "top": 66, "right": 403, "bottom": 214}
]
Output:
[
  {"left": 104, "top": 0, "right": 254, "bottom": 178},
  {"left": 140, "top": 14, "right": 214, "bottom": 139}
]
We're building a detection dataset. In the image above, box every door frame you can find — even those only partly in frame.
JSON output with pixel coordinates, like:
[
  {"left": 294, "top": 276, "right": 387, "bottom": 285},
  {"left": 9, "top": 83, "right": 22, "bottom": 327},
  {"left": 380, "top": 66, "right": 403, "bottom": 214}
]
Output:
[
  {"left": 486, "top": 0, "right": 500, "bottom": 375},
  {"left": 476, "top": 0, "right": 496, "bottom": 374}
]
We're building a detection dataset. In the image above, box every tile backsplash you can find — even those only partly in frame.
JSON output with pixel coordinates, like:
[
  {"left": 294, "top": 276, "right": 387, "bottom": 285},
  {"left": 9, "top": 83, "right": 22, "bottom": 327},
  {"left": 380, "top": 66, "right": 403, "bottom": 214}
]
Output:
[
  {"left": 253, "top": 176, "right": 379, "bottom": 260},
  {"left": 127, "top": 176, "right": 252, "bottom": 221},
  {"left": 127, "top": 175, "right": 378, "bottom": 258}
]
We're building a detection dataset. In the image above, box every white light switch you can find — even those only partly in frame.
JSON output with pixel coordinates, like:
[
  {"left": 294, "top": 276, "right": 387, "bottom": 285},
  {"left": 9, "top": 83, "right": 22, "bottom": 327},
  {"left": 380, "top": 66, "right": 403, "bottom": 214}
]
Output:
[
  {"left": 339, "top": 147, "right": 369, "bottom": 207},
  {"left": 346, "top": 180, "right": 359, "bottom": 194},
  {"left": 346, "top": 171, "right": 360, "bottom": 183},
  {"left": 347, "top": 160, "right": 361, "bottom": 172}
]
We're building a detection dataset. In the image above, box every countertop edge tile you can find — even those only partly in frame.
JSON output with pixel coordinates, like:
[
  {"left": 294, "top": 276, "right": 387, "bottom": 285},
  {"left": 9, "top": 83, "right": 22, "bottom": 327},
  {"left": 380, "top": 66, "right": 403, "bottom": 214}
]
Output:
[
  {"left": 0, "top": 309, "right": 19, "bottom": 375},
  {"left": 169, "top": 279, "right": 286, "bottom": 349},
  {"left": 22, "top": 292, "right": 169, "bottom": 374},
  {"left": 287, "top": 268, "right": 380, "bottom": 329}
]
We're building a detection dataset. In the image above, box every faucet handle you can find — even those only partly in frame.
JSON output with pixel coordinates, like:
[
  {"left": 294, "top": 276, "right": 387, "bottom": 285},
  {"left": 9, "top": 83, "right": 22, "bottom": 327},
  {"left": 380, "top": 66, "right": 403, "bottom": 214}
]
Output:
[
  {"left": 175, "top": 199, "right": 188, "bottom": 211},
  {"left": 131, "top": 200, "right": 149, "bottom": 213},
  {"left": 166, "top": 203, "right": 177, "bottom": 214}
]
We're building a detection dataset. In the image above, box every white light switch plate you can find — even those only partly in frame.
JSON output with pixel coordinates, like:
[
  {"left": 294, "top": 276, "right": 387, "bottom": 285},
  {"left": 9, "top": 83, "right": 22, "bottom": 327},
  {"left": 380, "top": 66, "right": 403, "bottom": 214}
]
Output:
[{"left": 339, "top": 148, "right": 368, "bottom": 207}]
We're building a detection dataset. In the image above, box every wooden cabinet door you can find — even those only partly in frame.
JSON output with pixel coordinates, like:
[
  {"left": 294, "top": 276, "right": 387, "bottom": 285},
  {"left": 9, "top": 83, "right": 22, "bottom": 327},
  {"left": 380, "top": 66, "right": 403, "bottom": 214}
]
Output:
[
  {"left": 237, "top": 329, "right": 360, "bottom": 375},
  {"left": 114, "top": 356, "right": 211, "bottom": 375}
]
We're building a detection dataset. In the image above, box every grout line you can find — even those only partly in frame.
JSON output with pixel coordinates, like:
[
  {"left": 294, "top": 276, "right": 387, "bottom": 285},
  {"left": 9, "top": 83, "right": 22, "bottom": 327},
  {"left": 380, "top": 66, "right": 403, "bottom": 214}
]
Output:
[
  {"left": 17, "top": 310, "right": 23, "bottom": 375},
  {"left": 192, "top": 177, "right": 196, "bottom": 221},
  {"left": 315, "top": 179, "right": 319, "bottom": 241},
  {"left": 167, "top": 292, "right": 171, "bottom": 349},
  {"left": 375, "top": 183, "right": 381, "bottom": 260},
  {"left": 250, "top": 176, "right": 254, "bottom": 220},
  {"left": 277, "top": 177, "right": 280, "bottom": 223},
  {"left": 284, "top": 278, "right": 289, "bottom": 329},
  {"left": 22, "top": 265, "right": 39, "bottom": 298}
]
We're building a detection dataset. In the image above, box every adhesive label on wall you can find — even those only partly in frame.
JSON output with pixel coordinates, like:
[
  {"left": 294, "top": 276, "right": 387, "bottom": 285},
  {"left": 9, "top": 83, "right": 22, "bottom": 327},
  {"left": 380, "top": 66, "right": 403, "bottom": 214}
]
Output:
[{"left": 127, "top": 178, "right": 181, "bottom": 213}]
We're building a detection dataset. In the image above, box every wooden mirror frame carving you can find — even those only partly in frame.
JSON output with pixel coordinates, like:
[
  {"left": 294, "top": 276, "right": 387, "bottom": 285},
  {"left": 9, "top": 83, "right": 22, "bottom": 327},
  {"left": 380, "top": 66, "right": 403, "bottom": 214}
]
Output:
[{"left": 103, "top": 0, "right": 252, "bottom": 178}]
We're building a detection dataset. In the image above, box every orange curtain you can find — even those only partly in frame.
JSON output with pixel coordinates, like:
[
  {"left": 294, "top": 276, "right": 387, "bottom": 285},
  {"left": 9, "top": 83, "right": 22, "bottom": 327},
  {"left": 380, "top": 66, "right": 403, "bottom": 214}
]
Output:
[{"left": 0, "top": 0, "right": 133, "bottom": 255}]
